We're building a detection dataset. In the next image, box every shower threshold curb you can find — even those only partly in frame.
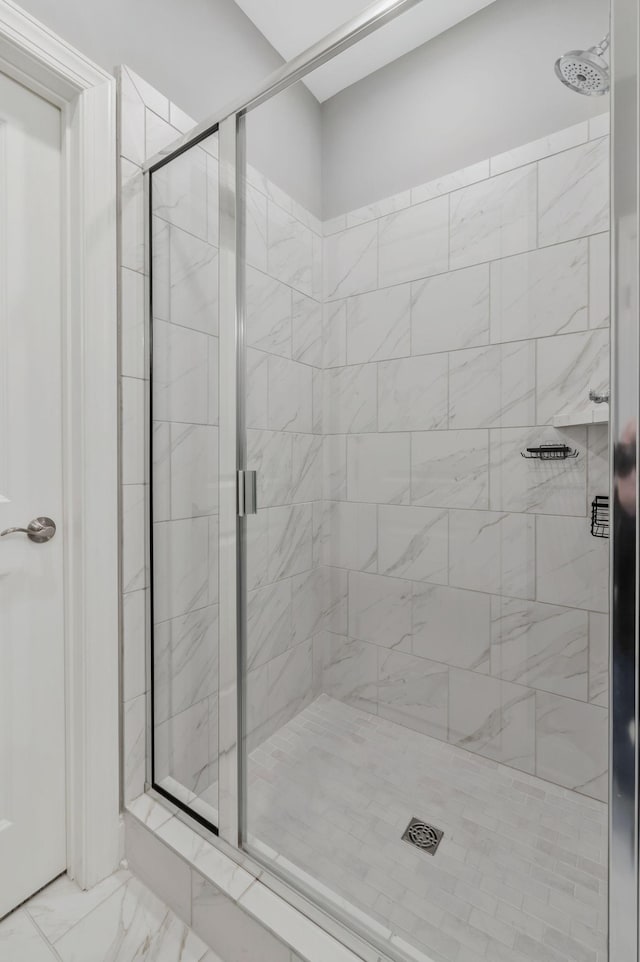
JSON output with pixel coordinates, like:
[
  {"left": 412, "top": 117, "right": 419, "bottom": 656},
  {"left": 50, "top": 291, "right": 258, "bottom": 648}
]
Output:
[{"left": 125, "top": 792, "right": 438, "bottom": 962}]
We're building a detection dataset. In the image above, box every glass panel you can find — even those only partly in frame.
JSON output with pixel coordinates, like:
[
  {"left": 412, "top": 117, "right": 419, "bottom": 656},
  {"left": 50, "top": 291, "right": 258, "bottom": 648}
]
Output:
[
  {"left": 150, "top": 129, "right": 220, "bottom": 827},
  {"left": 240, "top": 4, "right": 612, "bottom": 960}
]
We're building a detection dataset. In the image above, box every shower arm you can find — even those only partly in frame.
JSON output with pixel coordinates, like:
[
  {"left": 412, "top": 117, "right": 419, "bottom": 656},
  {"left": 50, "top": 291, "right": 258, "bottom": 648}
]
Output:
[{"left": 592, "top": 33, "right": 611, "bottom": 56}]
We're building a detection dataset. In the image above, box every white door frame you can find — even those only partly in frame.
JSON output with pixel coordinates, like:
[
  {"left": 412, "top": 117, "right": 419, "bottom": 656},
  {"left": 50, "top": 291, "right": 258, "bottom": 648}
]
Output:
[{"left": 0, "top": 0, "right": 119, "bottom": 889}]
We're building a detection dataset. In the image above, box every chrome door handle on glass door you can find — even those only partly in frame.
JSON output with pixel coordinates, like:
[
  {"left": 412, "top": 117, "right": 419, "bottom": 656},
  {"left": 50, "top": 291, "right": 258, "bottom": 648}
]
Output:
[{"left": 0, "top": 517, "right": 56, "bottom": 543}]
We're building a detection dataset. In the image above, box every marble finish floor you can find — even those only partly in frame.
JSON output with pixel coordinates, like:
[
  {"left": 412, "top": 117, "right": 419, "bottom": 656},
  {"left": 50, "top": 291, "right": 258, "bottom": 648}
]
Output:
[
  {"left": 245, "top": 695, "right": 608, "bottom": 962},
  {"left": 0, "top": 870, "right": 222, "bottom": 962}
]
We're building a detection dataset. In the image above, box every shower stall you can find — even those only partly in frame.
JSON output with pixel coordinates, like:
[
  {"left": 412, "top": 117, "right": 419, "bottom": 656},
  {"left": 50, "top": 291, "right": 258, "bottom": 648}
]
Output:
[{"left": 142, "top": 0, "right": 638, "bottom": 958}]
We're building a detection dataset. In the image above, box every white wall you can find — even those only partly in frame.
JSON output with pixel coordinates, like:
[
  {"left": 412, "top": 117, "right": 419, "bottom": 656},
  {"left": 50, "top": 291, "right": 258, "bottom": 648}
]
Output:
[
  {"left": 16, "top": 0, "right": 323, "bottom": 214},
  {"left": 321, "top": 0, "right": 610, "bottom": 216}
]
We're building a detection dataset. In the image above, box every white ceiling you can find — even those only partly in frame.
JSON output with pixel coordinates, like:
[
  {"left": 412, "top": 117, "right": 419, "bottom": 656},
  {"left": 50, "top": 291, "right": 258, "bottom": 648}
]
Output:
[{"left": 234, "top": 0, "right": 499, "bottom": 102}]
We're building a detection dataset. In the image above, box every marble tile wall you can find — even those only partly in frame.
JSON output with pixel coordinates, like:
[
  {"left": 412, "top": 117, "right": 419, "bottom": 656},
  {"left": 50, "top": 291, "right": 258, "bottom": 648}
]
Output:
[
  {"left": 119, "top": 66, "right": 327, "bottom": 808},
  {"left": 316, "top": 114, "right": 611, "bottom": 802},
  {"left": 120, "top": 65, "right": 610, "bottom": 806}
]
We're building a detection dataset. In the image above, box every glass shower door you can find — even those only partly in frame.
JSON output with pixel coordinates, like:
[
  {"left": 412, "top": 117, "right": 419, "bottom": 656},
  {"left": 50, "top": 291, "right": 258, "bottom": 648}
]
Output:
[{"left": 149, "top": 129, "right": 220, "bottom": 827}]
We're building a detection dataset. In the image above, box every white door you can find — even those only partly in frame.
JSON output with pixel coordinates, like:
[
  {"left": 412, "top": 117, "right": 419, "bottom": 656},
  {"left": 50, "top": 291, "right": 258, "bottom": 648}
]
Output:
[{"left": 0, "top": 70, "right": 66, "bottom": 917}]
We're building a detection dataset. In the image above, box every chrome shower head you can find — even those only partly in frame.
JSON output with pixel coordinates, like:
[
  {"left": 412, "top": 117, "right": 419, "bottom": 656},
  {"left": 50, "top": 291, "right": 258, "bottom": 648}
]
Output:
[{"left": 555, "top": 34, "right": 610, "bottom": 96}]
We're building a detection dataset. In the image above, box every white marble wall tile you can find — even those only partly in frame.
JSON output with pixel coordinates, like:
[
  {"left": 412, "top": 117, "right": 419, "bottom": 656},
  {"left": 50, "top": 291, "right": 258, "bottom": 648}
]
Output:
[
  {"left": 450, "top": 165, "right": 537, "bottom": 270},
  {"left": 411, "top": 160, "right": 490, "bottom": 205},
  {"left": 154, "top": 605, "right": 219, "bottom": 722},
  {"left": 247, "top": 430, "right": 292, "bottom": 508},
  {"left": 267, "top": 639, "right": 313, "bottom": 731},
  {"left": 153, "top": 517, "right": 210, "bottom": 622},
  {"left": 246, "top": 510, "right": 269, "bottom": 591},
  {"left": 378, "top": 196, "right": 449, "bottom": 288},
  {"left": 323, "top": 435, "right": 347, "bottom": 501},
  {"left": 153, "top": 320, "right": 209, "bottom": 424},
  {"left": 347, "top": 433, "right": 410, "bottom": 505},
  {"left": 536, "top": 692, "right": 607, "bottom": 800},
  {"left": 268, "top": 356, "right": 313, "bottom": 433},
  {"left": 346, "top": 285, "right": 411, "bottom": 364},
  {"left": 121, "top": 268, "right": 146, "bottom": 379},
  {"left": 589, "top": 113, "right": 610, "bottom": 140},
  {"left": 247, "top": 581, "right": 293, "bottom": 671},
  {"left": 589, "top": 232, "right": 610, "bottom": 329},
  {"left": 315, "top": 501, "right": 377, "bottom": 572},
  {"left": 122, "top": 377, "right": 146, "bottom": 485},
  {"left": 291, "top": 567, "right": 329, "bottom": 644},
  {"left": 123, "top": 589, "right": 147, "bottom": 702},
  {"left": 490, "top": 240, "right": 589, "bottom": 343},
  {"left": 170, "top": 424, "right": 218, "bottom": 518},
  {"left": 378, "top": 354, "right": 448, "bottom": 432},
  {"left": 378, "top": 505, "right": 448, "bottom": 584},
  {"left": 412, "top": 584, "right": 490, "bottom": 672},
  {"left": 490, "top": 122, "right": 588, "bottom": 176},
  {"left": 536, "top": 515, "right": 609, "bottom": 612},
  {"left": 155, "top": 698, "right": 211, "bottom": 795},
  {"left": 449, "top": 342, "right": 536, "bottom": 429},
  {"left": 152, "top": 217, "right": 170, "bottom": 323},
  {"left": 119, "top": 69, "right": 145, "bottom": 165},
  {"left": 411, "top": 430, "right": 489, "bottom": 509},
  {"left": 145, "top": 110, "right": 179, "bottom": 159},
  {"left": 121, "top": 159, "right": 145, "bottom": 273},
  {"left": 245, "top": 267, "right": 292, "bottom": 357},
  {"left": 169, "top": 102, "right": 196, "bottom": 134},
  {"left": 268, "top": 202, "right": 314, "bottom": 296},
  {"left": 348, "top": 571, "right": 412, "bottom": 650},
  {"left": 127, "top": 67, "right": 170, "bottom": 119},
  {"left": 378, "top": 650, "right": 448, "bottom": 738},
  {"left": 292, "top": 292, "right": 322, "bottom": 367},
  {"left": 536, "top": 329, "right": 609, "bottom": 424},
  {"left": 324, "top": 222, "right": 378, "bottom": 300},
  {"left": 322, "top": 301, "right": 347, "bottom": 368},
  {"left": 587, "top": 424, "right": 609, "bottom": 505},
  {"left": 411, "top": 264, "right": 490, "bottom": 356},
  {"left": 152, "top": 422, "right": 171, "bottom": 522},
  {"left": 123, "top": 694, "right": 146, "bottom": 802},
  {"left": 208, "top": 336, "right": 218, "bottom": 426},
  {"left": 449, "top": 670, "right": 535, "bottom": 774},
  {"left": 153, "top": 146, "right": 207, "bottom": 240},
  {"left": 321, "top": 364, "right": 377, "bottom": 434},
  {"left": 538, "top": 137, "right": 609, "bottom": 247},
  {"left": 290, "top": 434, "right": 323, "bottom": 504},
  {"left": 206, "top": 151, "right": 219, "bottom": 247},
  {"left": 122, "top": 485, "right": 147, "bottom": 593},
  {"left": 322, "top": 566, "right": 349, "bottom": 636},
  {"left": 267, "top": 503, "right": 313, "bottom": 582},
  {"left": 489, "top": 426, "right": 587, "bottom": 516},
  {"left": 449, "top": 510, "right": 535, "bottom": 599},
  {"left": 346, "top": 190, "right": 411, "bottom": 228},
  {"left": 490, "top": 597, "right": 588, "bottom": 700},
  {"left": 315, "top": 632, "right": 378, "bottom": 713},
  {"left": 589, "top": 612, "right": 609, "bottom": 707},
  {"left": 323, "top": 214, "right": 347, "bottom": 236},
  {"left": 245, "top": 184, "right": 268, "bottom": 273},
  {"left": 246, "top": 348, "right": 269, "bottom": 431},
  {"left": 208, "top": 516, "right": 219, "bottom": 606}
]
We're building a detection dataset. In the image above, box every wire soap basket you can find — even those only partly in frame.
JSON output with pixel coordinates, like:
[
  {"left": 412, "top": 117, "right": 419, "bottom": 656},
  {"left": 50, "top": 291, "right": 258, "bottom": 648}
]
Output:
[
  {"left": 591, "top": 495, "right": 609, "bottom": 538},
  {"left": 521, "top": 443, "right": 579, "bottom": 460}
]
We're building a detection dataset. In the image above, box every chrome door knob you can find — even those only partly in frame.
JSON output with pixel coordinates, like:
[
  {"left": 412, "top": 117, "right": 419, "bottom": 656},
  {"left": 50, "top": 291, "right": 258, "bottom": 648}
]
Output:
[{"left": 1, "top": 517, "right": 56, "bottom": 543}]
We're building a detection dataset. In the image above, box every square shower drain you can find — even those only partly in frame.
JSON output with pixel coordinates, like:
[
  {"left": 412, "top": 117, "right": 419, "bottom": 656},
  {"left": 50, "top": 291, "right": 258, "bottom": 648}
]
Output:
[{"left": 401, "top": 817, "right": 444, "bottom": 856}]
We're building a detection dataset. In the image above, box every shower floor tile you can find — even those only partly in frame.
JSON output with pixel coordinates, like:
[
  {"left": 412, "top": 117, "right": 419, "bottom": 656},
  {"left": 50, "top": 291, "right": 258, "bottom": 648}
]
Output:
[{"left": 244, "top": 694, "right": 607, "bottom": 962}]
